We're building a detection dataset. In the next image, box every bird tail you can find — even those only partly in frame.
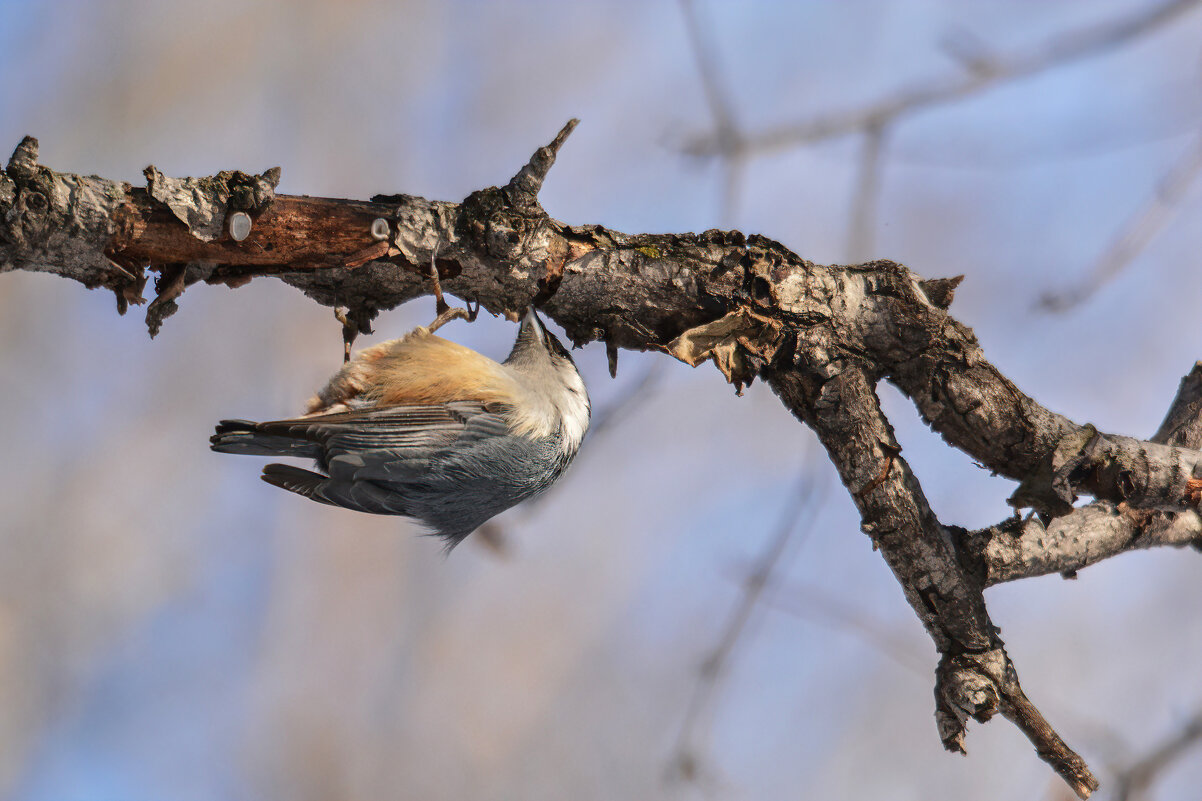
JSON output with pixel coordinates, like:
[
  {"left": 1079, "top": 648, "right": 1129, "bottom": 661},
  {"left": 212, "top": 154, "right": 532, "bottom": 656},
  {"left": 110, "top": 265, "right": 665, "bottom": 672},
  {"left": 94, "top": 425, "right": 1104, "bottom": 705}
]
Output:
[
  {"left": 210, "top": 419, "right": 323, "bottom": 459},
  {"left": 213, "top": 420, "right": 430, "bottom": 527},
  {"left": 262, "top": 462, "right": 417, "bottom": 518},
  {"left": 260, "top": 463, "right": 338, "bottom": 505}
]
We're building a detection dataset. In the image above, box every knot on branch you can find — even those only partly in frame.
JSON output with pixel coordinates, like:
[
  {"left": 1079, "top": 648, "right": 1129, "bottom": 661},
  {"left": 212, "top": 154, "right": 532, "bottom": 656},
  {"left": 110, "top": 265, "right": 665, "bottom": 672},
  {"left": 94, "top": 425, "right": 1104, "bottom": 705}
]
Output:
[
  {"left": 454, "top": 121, "right": 580, "bottom": 316},
  {"left": 6, "top": 135, "right": 39, "bottom": 181},
  {"left": 503, "top": 118, "right": 578, "bottom": 213},
  {"left": 144, "top": 164, "right": 280, "bottom": 242},
  {"left": 3, "top": 136, "right": 130, "bottom": 298},
  {"left": 936, "top": 647, "right": 1098, "bottom": 798},
  {"left": 3, "top": 136, "right": 52, "bottom": 248},
  {"left": 1006, "top": 421, "right": 1202, "bottom": 515},
  {"left": 935, "top": 650, "right": 1005, "bottom": 753},
  {"left": 1008, "top": 425, "right": 1099, "bottom": 517}
]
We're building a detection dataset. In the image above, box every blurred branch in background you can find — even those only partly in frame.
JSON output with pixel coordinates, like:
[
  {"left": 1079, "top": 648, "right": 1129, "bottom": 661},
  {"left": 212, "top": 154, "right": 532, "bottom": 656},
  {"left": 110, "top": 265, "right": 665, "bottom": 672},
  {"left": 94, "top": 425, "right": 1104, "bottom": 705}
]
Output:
[
  {"left": 1108, "top": 713, "right": 1202, "bottom": 801},
  {"left": 1037, "top": 131, "right": 1202, "bottom": 313},
  {"left": 846, "top": 122, "right": 889, "bottom": 263},
  {"left": 679, "top": 0, "right": 746, "bottom": 226},
  {"left": 668, "top": 461, "right": 826, "bottom": 786},
  {"left": 767, "top": 582, "right": 929, "bottom": 678},
  {"left": 684, "top": 0, "right": 1202, "bottom": 158},
  {"left": 682, "top": 0, "right": 1202, "bottom": 277},
  {"left": 681, "top": 0, "right": 896, "bottom": 261}
]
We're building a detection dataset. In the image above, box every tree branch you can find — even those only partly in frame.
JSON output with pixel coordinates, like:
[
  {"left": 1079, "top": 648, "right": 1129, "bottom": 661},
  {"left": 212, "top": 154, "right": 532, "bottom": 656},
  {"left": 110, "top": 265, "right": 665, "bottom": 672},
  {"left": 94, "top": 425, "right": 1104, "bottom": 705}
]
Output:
[
  {"left": 768, "top": 366, "right": 1098, "bottom": 797},
  {"left": 4, "top": 124, "right": 1199, "bottom": 797},
  {"left": 959, "top": 362, "right": 1202, "bottom": 587}
]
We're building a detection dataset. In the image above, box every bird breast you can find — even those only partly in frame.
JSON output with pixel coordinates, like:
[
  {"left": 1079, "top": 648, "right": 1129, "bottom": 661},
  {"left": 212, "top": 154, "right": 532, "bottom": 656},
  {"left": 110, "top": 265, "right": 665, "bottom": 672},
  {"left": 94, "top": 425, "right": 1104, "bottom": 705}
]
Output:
[
  {"left": 306, "top": 329, "right": 585, "bottom": 448},
  {"left": 307, "top": 330, "right": 521, "bottom": 415}
]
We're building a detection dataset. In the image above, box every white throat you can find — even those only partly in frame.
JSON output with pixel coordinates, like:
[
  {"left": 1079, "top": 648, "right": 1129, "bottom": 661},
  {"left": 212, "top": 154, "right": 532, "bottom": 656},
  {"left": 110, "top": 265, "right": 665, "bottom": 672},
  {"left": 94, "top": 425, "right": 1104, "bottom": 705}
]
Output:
[
  {"left": 554, "top": 366, "right": 590, "bottom": 455},
  {"left": 503, "top": 359, "right": 590, "bottom": 455}
]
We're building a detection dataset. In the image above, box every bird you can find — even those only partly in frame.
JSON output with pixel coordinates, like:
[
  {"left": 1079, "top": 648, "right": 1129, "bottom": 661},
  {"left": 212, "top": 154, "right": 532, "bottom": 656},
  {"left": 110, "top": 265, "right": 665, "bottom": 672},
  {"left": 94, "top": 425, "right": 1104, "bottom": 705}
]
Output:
[{"left": 210, "top": 307, "right": 590, "bottom": 548}]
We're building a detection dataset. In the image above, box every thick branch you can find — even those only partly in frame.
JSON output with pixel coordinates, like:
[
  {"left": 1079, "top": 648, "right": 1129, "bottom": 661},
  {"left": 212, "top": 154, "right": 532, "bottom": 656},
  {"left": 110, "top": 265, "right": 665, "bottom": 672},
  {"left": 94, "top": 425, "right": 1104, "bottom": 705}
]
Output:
[
  {"left": 24, "top": 139, "right": 1193, "bottom": 523},
  {"left": 961, "top": 363, "right": 1202, "bottom": 586},
  {"left": 3, "top": 125, "right": 1197, "bottom": 797},
  {"left": 4, "top": 128, "right": 1200, "bottom": 559},
  {"left": 768, "top": 366, "right": 1097, "bottom": 797}
]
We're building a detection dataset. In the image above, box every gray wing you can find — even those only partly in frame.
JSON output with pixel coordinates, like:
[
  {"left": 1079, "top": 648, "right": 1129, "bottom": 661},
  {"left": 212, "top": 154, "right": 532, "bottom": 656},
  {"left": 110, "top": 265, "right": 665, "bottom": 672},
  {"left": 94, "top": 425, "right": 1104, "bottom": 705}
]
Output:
[
  {"left": 217, "top": 400, "right": 511, "bottom": 478},
  {"left": 319, "top": 403, "right": 513, "bottom": 482},
  {"left": 212, "top": 401, "right": 561, "bottom": 545}
]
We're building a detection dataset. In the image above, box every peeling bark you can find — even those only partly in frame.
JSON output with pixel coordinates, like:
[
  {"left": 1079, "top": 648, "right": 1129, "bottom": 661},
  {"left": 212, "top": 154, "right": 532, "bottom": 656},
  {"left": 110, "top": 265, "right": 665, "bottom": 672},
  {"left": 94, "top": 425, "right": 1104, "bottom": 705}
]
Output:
[{"left": 3, "top": 121, "right": 1199, "bottom": 798}]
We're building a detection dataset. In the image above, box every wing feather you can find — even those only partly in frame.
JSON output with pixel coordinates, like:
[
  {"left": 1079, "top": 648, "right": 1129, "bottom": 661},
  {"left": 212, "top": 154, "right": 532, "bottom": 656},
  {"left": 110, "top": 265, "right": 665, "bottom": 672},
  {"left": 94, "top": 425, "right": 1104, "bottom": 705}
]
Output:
[{"left": 241, "top": 401, "right": 511, "bottom": 480}]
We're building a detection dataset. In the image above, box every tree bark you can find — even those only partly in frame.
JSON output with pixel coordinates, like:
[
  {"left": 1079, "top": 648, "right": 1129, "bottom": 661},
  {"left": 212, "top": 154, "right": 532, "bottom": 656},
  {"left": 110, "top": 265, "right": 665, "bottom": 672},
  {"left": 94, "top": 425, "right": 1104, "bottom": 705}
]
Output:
[{"left": 4, "top": 121, "right": 1200, "bottom": 798}]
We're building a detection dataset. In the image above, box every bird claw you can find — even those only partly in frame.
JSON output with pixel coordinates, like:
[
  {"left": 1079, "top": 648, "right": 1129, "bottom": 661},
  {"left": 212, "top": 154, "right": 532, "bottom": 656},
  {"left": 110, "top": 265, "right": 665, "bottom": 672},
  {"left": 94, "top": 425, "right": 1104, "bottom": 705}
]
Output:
[
  {"left": 426, "top": 243, "right": 479, "bottom": 333},
  {"left": 335, "top": 307, "right": 355, "bottom": 362},
  {"left": 427, "top": 298, "right": 479, "bottom": 334}
]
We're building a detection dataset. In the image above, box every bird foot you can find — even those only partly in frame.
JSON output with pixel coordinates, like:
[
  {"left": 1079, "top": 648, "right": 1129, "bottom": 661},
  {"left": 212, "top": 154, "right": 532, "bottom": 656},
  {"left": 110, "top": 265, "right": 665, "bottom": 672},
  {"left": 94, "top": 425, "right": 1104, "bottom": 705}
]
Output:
[
  {"left": 427, "top": 297, "right": 479, "bottom": 333},
  {"left": 425, "top": 242, "right": 478, "bottom": 333},
  {"left": 335, "top": 307, "right": 355, "bottom": 362}
]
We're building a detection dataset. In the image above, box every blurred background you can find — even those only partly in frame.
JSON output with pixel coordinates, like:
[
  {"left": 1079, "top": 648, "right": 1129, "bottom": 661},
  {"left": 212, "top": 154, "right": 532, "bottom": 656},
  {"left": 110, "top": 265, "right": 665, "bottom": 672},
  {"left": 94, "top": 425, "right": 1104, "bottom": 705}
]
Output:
[{"left": 2, "top": 1, "right": 1202, "bottom": 799}]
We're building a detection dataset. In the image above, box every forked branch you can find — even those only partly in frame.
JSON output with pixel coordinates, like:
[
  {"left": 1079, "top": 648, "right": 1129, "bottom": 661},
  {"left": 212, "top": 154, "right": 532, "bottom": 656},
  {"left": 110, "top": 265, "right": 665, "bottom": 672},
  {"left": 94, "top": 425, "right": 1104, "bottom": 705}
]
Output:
[{"left": 3, "top": 123, "right": 1199, "bottom": 797}]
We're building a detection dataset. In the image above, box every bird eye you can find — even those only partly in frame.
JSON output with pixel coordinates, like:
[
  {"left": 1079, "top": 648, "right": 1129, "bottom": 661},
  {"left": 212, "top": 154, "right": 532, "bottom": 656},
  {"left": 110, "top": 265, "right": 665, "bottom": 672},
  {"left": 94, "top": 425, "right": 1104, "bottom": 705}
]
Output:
[{"left": 547, "top": 335, "right": 573, "bottom": 361}]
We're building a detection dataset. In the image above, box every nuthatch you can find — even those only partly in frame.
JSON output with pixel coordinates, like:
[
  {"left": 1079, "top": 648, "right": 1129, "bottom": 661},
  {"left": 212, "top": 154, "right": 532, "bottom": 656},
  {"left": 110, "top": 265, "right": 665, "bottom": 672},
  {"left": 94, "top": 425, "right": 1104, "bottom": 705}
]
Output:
[{"left": 210, "top": 308, "right": 590, "bottom": 548}]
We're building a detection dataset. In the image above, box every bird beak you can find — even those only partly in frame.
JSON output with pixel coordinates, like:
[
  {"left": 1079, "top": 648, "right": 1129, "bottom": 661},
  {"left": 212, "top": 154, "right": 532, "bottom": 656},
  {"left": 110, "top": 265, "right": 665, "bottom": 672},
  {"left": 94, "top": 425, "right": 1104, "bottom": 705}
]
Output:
[{"left": 521, "top": 307, "right": 546, "bottom": 346}]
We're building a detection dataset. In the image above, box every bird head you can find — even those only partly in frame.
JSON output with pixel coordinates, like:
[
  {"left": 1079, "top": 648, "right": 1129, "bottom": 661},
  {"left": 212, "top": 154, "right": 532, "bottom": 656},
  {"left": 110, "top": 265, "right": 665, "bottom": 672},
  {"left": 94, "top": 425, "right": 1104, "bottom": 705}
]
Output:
[
  {"left": 504, "top": 308, "right": 590, "bottom": 447},
  {"left": 506, "top": 308, "right": 573, "bottom": 369}
]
